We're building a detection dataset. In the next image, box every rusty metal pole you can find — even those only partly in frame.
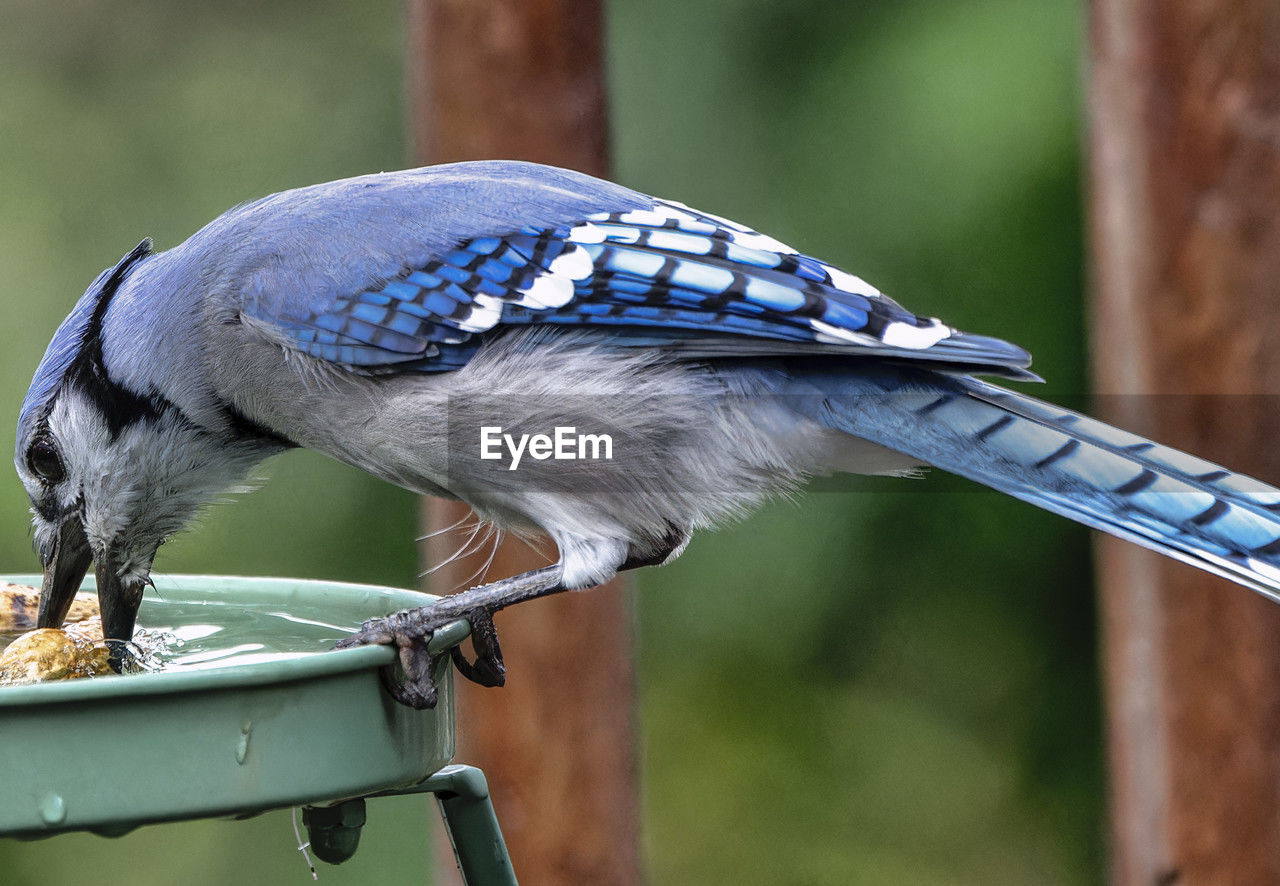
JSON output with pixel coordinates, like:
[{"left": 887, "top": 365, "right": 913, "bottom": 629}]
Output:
[
  {"left": 405, "top": 3, "right": 640, "bottom": 884},
  {"left": 1089, "top": 2, "right": 1280, "bottom": 882}
]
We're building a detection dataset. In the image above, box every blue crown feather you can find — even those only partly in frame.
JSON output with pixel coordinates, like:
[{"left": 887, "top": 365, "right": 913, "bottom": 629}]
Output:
[{"left": 18, "top": 240, "right": 153, "bottom": 431}]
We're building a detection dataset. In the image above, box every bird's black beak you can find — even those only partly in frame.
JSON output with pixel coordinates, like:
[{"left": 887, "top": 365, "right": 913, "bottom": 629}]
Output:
[
  {"left": 36, "top": 516, "right": 92, "bottom": 629},
  {"left": 95, "top": 558, "right": 145, "bottom": 655},
  {"left": 95, "top": 557, "right": 147, "bottom": 673}
]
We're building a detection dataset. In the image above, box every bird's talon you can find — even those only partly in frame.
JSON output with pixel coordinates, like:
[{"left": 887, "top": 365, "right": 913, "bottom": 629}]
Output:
[
  {"left": 450, "top": 645, "right": 505, "bottom": 687},
  {"left": 450, "top": 608, "right": 506, "bottom": 687},
  {"left": 374, "top": 633, "right": 441, "bottom": 709},
  {"left": 379, "top": 661, "right": 438, "bottom": 709}
]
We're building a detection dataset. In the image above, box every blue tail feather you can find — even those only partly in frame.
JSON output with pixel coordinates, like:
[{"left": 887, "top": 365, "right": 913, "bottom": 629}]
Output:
[{"left": 791, "top": 365, "right": 1280, "bottom": 603}]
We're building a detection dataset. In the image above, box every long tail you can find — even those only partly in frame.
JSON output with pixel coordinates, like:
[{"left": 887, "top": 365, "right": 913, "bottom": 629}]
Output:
[{"left": 791, "top": 364, "right": 1280, "bottom": 603}]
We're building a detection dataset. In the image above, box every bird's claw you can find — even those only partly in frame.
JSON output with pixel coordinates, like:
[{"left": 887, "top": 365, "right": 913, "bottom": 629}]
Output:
[
  {"left": 333, "top": 606, "right": 506, "bottom": 709},
  {"left": 450, "top": 607, "right": 506, "bottom": 688},
  {"left": 384, "top": 634, "right": 440, "bottom": 709}
]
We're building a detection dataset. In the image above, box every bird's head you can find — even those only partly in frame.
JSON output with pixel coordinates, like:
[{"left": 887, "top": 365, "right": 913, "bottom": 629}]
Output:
[{"left": 15, "top": 241, "right": 275, "bottom": 654}]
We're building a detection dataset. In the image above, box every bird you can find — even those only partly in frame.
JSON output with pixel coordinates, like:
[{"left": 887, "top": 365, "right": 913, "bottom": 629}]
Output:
[{"left": 16, "top": 160, "right": 1280, "bottom": 707}]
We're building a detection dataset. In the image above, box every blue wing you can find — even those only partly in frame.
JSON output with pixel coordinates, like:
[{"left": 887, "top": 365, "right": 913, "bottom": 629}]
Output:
[{"left": 241, "top": 174, "right": 1030, "bottom": 376}]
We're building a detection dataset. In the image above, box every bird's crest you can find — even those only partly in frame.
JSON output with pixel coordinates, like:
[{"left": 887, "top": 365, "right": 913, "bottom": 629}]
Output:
[{"left": 18, "top": 239, "right": 153, "bottom": 434}]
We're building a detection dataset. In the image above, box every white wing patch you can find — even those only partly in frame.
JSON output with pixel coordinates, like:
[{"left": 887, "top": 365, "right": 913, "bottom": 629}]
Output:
[
  {"left": 726, "top": 229, "right": 798, "bottom": 255},
  {"left": 456, "top": 292, "right": 504, "bottom": 332},
  {"left": 516, "top": 273, "right": 575, "bottom": 310},
  {"left": 810, "top": 319, "right": 877, "bottom": 346},
  {"left": 549, "top": 243, "right": 594, "bottom": 281},
  {"left": 513, "top": 243, "right": 593, "bottom": 309},
  {"left": 822, "top": 264, "right": 882, "bottom": 298},
  {"left": 881, "top": 319, "right": 952, "bottom": 349},
  {"left": 566, "top": 222, "right": 608, "bottom": 244}
]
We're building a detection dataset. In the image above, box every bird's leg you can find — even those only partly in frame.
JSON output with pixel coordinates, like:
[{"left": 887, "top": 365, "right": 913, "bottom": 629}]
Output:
[{"left": 334, "top": 565, "right": 567, "bottom": 709}]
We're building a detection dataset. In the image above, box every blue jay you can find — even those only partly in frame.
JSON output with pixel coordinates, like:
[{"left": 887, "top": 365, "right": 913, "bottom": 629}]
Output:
[{"left": 16, "top": 161, "right": 1280, "bottom": 707}]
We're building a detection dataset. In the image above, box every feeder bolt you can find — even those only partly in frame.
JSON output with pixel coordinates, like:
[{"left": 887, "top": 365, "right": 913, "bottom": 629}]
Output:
[{"left": 302, "top": 798, "right": 367, "bottom": 865}]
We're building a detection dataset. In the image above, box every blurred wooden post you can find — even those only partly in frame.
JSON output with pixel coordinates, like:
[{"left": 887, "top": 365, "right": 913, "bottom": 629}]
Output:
[
  {"left": 405, "top": 2, "right": 640, "bottom": 884},
  {"left": 1089, "top": 1, "right": 1280, "bottom": 882}
]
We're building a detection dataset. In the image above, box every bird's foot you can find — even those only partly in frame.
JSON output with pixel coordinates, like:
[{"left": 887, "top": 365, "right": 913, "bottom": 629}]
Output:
[
  {"left": 334, "top": 605, "right": 506, "bottom": 710},
  {"left": 334, "top": 566, "right": 566, "bottom": 709}
]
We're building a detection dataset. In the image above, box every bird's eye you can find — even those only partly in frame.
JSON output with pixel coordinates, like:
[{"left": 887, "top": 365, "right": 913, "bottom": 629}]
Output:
[{"left": 27, "top": 438, "right": 66, "bottom": 485}]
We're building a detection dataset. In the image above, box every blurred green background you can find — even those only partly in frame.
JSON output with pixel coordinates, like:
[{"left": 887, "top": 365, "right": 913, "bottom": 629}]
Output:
[{"left": 0, "top": 0, "right": 1097, "bottom": 883}]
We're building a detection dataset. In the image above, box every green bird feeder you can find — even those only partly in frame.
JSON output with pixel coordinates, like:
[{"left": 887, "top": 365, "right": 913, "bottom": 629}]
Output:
[{"left": 0, "top": 574, "right": 516, "bottom": 885}]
